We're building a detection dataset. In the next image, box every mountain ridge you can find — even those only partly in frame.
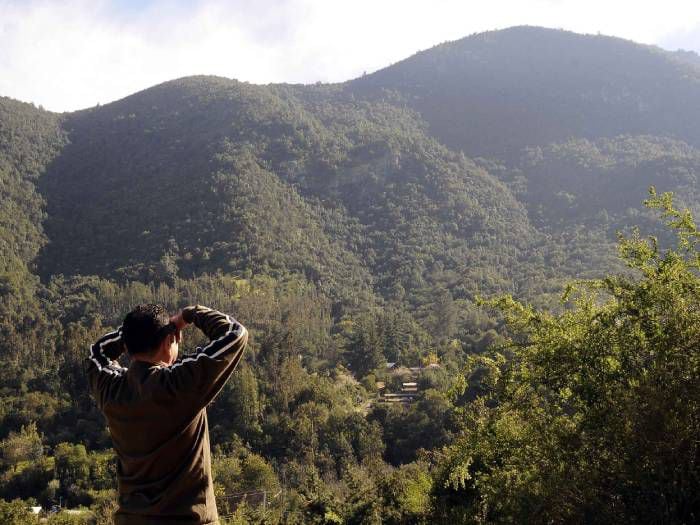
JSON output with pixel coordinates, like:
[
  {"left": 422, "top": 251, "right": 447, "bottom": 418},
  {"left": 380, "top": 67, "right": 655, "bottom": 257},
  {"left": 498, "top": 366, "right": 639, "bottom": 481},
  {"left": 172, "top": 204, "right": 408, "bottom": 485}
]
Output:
[
  {"left": 3, "top": 26, "right": 700, "bottom": 309},
  {"left": 350, "top": 26, "right": 700, "bottom": 159}
]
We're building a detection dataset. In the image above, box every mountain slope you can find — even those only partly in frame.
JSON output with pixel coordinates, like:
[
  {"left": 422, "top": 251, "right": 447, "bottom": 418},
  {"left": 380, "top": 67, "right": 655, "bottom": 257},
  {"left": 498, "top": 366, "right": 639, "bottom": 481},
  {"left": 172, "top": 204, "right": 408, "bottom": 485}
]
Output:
[
  {"left": 0, "top": 97, "right": 65, "bottom": 274},
  {"left": 514, "top": 135, "right": 700, "bottom": 229},
  {"left": 36, "top": 78, "right": 375, "bottom": 304},
  {"left": 36, "top": 77, "right": 537, "bottom": 304},
  {"left": 1, "top": 26, "right": 699, "bottom": 311},
  {"left": 0, "top": 97, "right": 65, "bottom": 360},
  {"left": 350, "top": 26, "right": 700, "bottom": 159}
]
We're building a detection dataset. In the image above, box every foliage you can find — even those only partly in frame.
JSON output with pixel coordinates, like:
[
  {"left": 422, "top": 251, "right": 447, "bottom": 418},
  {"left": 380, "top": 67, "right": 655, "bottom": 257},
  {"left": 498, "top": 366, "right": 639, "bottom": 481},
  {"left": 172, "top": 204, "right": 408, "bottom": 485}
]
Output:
[
  {"left": 0, "top": 498, "right": 37, "bottom": 524},
  {"left": 435, "top": 192, "right": 700, "bottom": 523},
  {"left": 0, "top": 423, "right": 43, "bottom": 471}
]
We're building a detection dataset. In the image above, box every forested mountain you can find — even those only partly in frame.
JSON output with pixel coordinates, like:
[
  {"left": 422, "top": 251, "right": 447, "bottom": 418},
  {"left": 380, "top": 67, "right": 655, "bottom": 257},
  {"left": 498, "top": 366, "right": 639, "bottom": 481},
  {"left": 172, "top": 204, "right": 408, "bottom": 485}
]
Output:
[
  {"left": 37, "top": 77, "right": 552, "bottom": 312},
  {"left": 0, "top": 97, "right": 66, "bottom": 376},
  {"left": 0, "top": 26, "right": 698, "bottom": 524},
  {"left": 35, "top": 27, "right": 700, "bottom": 305},
  {"left": 0, "top": 97, "right": 64, "bottom": 274},
  {"left": 351, "top": 26, "right": 700, "bottom": 159}
]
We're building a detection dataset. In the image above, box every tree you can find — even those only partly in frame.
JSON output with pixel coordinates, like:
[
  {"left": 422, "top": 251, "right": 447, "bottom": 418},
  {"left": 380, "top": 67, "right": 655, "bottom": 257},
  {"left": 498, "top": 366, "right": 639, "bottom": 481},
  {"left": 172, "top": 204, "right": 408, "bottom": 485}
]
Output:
[
  {"left": 0, "top": 498, "right": 37, "bottom": 524},
  {"left": 211, "top": 364, "right": 262, "bottom": 444},
  {"left": 0, "top": 423, "right": 43, "bottom": 472},
  {"left": 54, "top": 443, "right": 90, "bottom": 505},
  {"left": 435, "top": 190, "right": 700, "bottom": 523},
  {"left": 344, "top": 313, "right": 385, "bottom": 379}
]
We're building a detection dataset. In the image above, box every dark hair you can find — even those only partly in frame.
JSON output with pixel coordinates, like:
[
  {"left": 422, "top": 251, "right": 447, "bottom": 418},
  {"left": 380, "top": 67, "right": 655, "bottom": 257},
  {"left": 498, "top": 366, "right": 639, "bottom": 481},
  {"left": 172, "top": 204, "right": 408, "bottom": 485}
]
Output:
[{"left": 122, "top": 304, "right": 174, "bottom": 355}]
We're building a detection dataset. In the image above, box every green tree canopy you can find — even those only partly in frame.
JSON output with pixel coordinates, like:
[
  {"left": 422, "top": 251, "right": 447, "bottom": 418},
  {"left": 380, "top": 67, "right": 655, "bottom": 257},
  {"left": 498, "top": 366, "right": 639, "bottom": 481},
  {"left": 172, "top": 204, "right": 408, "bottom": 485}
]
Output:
[{"left": 435, "top": 189, "right": 700, "bottom": 523}]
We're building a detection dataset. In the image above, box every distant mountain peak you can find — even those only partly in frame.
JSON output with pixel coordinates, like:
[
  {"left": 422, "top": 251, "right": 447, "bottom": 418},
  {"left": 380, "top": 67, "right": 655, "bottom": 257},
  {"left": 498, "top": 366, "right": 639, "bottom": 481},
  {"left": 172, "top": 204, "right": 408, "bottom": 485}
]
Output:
[{"left": 349, "top": 26, "right": 700, "bottom": 158}]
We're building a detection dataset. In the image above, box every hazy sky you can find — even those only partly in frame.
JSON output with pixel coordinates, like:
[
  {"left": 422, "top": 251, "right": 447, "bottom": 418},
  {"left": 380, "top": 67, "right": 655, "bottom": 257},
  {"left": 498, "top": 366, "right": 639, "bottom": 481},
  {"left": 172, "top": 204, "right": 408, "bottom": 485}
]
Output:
[{"left": 2, "top": 0, "right": 700, "bottom": 112}]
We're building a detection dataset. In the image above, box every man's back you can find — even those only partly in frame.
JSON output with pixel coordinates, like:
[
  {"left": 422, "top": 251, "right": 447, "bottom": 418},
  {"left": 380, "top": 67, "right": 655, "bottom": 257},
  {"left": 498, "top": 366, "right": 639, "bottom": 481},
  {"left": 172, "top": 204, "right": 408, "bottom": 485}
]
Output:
[{"left": 87, "top": 306, "right": 248, "bottom": 524}]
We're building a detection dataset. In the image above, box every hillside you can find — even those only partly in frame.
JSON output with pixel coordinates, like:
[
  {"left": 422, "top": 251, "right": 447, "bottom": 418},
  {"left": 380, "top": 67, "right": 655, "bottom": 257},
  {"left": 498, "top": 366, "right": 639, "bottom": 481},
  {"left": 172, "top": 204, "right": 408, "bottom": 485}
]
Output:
[
  {"left": 32, "top": 29, "right": 700, "bottom": 307},
  {"left": 0, "top": 97, "right": 65, "bottom": 366},
  {"left": 351, "top": 26, "right": 700, "bottom": 159},
  {"left": 36, "top": 77, "right": 543, "bottom": 307},
  {"left": 477, "top": 134, "right": 700, "bottom": 245},
  {"left": 0, "top": 97, "right": 65, "bottom": 274},
  {"left": 0, "top": 26, "right": 698, "bottom": 340}
]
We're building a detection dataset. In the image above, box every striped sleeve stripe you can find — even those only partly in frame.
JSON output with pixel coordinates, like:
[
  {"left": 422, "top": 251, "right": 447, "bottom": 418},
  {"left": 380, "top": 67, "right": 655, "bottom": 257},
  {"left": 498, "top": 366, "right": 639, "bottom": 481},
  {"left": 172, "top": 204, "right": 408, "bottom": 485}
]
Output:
[
  {"left": 89, "top": 329, "right": 126, "bottom": 376},
  {"left": 167, "top": 316, "right": 247, "bottom": 371}
]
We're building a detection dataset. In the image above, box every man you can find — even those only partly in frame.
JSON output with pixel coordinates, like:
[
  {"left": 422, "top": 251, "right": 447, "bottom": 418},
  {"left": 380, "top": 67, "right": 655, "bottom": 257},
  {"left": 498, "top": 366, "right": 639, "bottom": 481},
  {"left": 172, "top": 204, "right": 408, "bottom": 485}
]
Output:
[{"left": 86, "top": 304, "right": 248, "bottom": 524}]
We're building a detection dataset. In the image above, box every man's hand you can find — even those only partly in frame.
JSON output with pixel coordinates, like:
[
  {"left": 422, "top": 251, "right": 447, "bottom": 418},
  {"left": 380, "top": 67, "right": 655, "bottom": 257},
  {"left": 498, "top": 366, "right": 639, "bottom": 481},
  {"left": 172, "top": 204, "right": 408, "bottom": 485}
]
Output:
[
  {"left": 170, "top": 311, "right": 190, "bottom": 344},
  {"left": 170, "top": 311, "right": 188, "bottom": 331}
]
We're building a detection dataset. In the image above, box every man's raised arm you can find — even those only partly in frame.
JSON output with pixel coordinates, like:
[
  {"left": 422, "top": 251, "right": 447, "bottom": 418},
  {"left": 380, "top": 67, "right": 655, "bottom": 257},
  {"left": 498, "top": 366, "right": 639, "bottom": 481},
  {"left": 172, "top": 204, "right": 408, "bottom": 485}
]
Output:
[
  {"left": 86, "top": 328, "right": 127, "bottom": 408},
  {"left": 166, "top": 305, "right": 248, "bottom": 408}
]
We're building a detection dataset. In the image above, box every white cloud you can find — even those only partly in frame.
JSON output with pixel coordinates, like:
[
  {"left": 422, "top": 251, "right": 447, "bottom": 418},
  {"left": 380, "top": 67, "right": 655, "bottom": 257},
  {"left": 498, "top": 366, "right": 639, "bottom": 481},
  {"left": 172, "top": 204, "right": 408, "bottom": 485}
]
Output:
[{"left": 1, "top": 0, "right": 700, "bottom": 112}]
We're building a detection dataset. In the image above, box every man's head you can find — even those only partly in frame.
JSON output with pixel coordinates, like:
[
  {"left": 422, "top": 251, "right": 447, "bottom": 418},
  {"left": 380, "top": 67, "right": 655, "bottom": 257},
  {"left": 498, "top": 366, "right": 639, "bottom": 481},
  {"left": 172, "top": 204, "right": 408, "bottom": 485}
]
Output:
[{"left": 122, "top": 304, "right": 180, "bottom": 365}]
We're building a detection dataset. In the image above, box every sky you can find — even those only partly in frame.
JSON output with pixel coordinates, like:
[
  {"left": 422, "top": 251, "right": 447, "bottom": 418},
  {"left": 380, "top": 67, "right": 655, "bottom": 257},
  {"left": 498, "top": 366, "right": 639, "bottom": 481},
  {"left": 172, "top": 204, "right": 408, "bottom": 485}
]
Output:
[{"left": 2, "top": 0, "right": 700, "bottom": 112}]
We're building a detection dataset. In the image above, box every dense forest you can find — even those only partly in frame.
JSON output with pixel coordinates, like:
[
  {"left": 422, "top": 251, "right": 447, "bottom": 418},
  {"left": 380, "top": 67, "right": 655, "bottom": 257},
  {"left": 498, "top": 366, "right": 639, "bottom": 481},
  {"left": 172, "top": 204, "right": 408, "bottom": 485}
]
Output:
[{"left": 0, "top": 26, "right": 698, "bottom": 523}]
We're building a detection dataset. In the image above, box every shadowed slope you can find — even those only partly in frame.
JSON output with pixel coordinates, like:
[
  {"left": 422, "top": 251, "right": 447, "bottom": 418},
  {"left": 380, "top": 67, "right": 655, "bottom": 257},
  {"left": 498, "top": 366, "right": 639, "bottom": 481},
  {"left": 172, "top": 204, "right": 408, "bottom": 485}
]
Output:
[{"left": 351, "top": 26, "right": 700, "bottom": 159}]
